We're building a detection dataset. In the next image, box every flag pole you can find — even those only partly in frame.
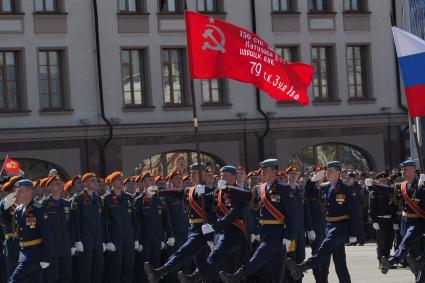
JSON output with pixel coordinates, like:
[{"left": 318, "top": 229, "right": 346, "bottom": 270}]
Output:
[
  {"left": 0, "top": 154, "right": 9, "bottom": 179},
  {"left": 184, "top": 1, "right": 206, "bottom": 223}
]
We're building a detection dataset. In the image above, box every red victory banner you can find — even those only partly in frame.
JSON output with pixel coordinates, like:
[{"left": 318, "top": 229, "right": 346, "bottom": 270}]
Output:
[
  {"left": 1, "top": 157, "right": 20, "bottom": 174},
  {"left": 185, "top": 11, "right": 314, "bottom": 105}
]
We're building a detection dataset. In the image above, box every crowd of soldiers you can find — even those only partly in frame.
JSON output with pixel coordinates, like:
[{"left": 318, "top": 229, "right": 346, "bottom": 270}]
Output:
[{"left": 0, "top": 157, "right": 424, "bottom": 283}]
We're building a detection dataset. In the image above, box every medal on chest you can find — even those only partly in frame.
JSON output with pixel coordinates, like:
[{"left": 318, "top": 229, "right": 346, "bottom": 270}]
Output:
[
  {"left": 270, "top": 193, "right": 281, "bottom": 203},
  {"left": 335, "top": 193, "right": 346, "bottom": 205},
  {"left": 25, "top": 209, "right": 37, "bottom": 229}
]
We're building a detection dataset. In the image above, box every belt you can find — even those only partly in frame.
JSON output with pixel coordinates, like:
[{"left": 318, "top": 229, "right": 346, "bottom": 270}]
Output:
[
  {"left": 4, "top": 233, "right": 14, "bottom": 240},
  {"left": 402, "top": 211, "right": 420, "bottom": 218},
  {"left": 259, "top": 219, "right": 284, "bottom": 225},
  {"left": 377, "top": 215, "right": 392, "bottom": 219},
  {"left": 19, "top": 238, "right": 42, "bottom": 248},
  {"left": 326, "top": 215, "right": 350, "bottom": 222},
  {"left": 189, "top": 218, "right": 204, "bottom": 224}
]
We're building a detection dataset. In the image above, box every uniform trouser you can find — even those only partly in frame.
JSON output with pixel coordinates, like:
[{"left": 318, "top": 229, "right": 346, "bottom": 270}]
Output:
[
  {"left": 304, "top": 224, "right": 351, "bottom": 283},
  {"left": 109, "top": 240, "right": 135, "bottom": 283},
  {"left": 201, "top": 233, "right": 244, "bottom": 282},
  {"left": 163, "top": 233, "right": 210, "bottom": 274},
  {"left": 164, "top": 233, "right": 191, "bottom": 282},
  {"left": 243, "top": 239, "right": 285, "bottom": 283},
  {"left": 392, "top": 222, "right": 425, "bottom": 264},
  {"left": 285, "top": 230, "right": 306, "bottom": 283},
  {"left": 42, "top": 252, "right": 72, "bottom": 283},
  {"left": 9, "top": 249, "right": 42, "bottom": 283},
  {"left": 5, "top": 256, "right": 18, "bottom": 281},
  {"left": 375, "top": 219, "right": 394, "bottom": 260},
  {"left": 77, "top": 238, "right": 103, "bottom": 283},
  {"left": 357, "top": 208, "right": 365, "bottom": 244},
  {"left": 310, "top": 221, "right": 327, "bottom": 281}
]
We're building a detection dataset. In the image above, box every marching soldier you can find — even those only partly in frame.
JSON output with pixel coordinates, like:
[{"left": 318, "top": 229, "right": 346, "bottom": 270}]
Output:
[
  {"left": 219, "top": 159, "right": 296, "bottom": 283},
  {"left": 71, "top": 173, "right": 105, "bottom": 283},
  {"left": 287, "top": 161, "right": 359, "bottom": 283},
  {"left": 380, "top": 160, "right": 425, "bottom": 277},
  {"left": 303, "top": 166, "right": 328, "bottom": 283},
  {"left": 366, "top": 171, "right": 397, "bottom": 267},
  {"left": 41, "top": 175, "right": 73, "bottom": 283},
  {"left": 102, "top": 172, "right": 138, "bottom": 283},
  {"left": 9, "top": 179, "right": 53, "bottom": 283},
  {"left": 144, "top": 163, "right": 216, "bottom": 283}
]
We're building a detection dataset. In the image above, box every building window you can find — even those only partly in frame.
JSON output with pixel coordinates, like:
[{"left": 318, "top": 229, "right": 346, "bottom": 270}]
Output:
[
  {"left": 35, "top": 0, "right": 60, "bottom": 13},
  {"left": 162, "top": 48, "right": 185, "bottom": 105},
  {"left": 0, "top": 51, "right": 21, "bottom": 111},
  {"left": 38, "top": 50, "right": 66, "bottom": 110},
  {"left": 121, "top": 49, "right": 147, "bottom": 107},
  {"left": 311, "top": 46, "right": 334, "bottom": 100},
  {"left": 308, "top": 0, "right": 331, "bottom": 12},
  {"left": 347, "top": 45, "right": 369, "bottom": 99},
  {"left": 159, "top": 0, "right": 183, "bottom": 13},
  {"left": 197, "top": 0, "right": 220, "bottom": 12},
  {"left": 272, "top": 0, "right": 292, "bottom": 12},
  {"left": 201, "top": 79, "right": 225, "bottom": 104},
  {"left": 119, "top": 0, "right": 145, "bottom": 13},
  {"left": 275, "top": 46, "right": 298, "bottom": 63},
  {"left": 344, "top": 0, "right": 364, "bottom": 12},
  {"left": 0, "top": 0, "right": 16, "bottom": 13}
]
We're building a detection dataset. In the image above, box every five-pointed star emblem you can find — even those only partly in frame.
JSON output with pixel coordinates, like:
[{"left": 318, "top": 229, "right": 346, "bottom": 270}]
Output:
[{"left": 209, "top": 17, "right": 215, "bottom": 24}]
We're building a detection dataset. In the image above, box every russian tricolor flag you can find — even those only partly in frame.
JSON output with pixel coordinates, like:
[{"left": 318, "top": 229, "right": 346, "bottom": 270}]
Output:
[{"left": 393, "top": 27, "right": 425, "bottom": 117}]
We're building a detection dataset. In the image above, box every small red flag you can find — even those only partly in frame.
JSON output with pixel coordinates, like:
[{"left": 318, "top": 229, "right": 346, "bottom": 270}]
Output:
[
  {"left": 185, "top": 11, "right": 314, "bottom": 105},
  {"left": 2, "top": 158, "right": 20, "bottom": 174}
]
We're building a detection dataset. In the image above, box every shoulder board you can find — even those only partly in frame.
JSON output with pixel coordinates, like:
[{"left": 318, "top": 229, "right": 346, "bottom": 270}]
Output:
[
  {"left": 321, "top": 182, "right": 330, "bottom": 187},
  {"left": 32, "top": 201, "right": 43, "bottom": 209}
]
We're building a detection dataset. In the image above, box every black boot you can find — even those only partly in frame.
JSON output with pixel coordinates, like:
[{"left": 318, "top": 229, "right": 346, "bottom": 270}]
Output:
[
  {"left": 178, "top": 269, "right": 202, "bottom": 283},
  {"left": 379, "top": 257, "right": 392, "bottom": 274},
  {"left": 286, "top": 259, "right": 305, "bottom": 280},
  {"left": 219, "top": 268, "right": 246, "bottom": 283},
  {"left": 406, "top": 254, "right": 422, "bottom": 276},
  {"left": 144, "top": 262, "right": 168, "bottom": 283}
]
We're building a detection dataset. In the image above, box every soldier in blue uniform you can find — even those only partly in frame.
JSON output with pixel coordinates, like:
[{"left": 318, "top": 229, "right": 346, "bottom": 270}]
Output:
[
  {"left": 102, "top": 172, "right": 138, "bottom": 283},
  {"left": 0, "top": 176, "right": 21, "bottom": 280},
  {"left": 380, "top": 160, "right": 425, "bottom": 277},
  {"left": 219, "top": 159, "right": 296, "bottom": 283},
  {"left": 303, "top": 166, "right": 328, "bottom": 283},
  {"left": 9, "top": 179, "right": 53, "bottom": 283},
  {"left": 41, "top": 175, "right": 73, "bottom": 283},
  {"left": 71, "top": 172, "right": 105, "bottom": 283},
  {"left": 178, "top": 165, "right": 249, "bottom": 283},
  {"left": 287, "top": 161, "right": 359, "bottom": 283},
  {"left": 144, "top": 163, "right": 216, "bottom": 283}
]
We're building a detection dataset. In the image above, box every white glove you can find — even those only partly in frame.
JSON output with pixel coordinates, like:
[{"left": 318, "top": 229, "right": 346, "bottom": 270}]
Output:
[
  {"left": 255, "top": 235, "right": 261, "bottom": 242},
  {"left": 40, "top": 262, "right": 50, "bottom": 269},
  {"left": 282, "top": 238, "right": 291, "bottom": 252},
  {"left": 207, "top": 241, "right": 215, "bottom": 251},
  {"left": 106, "top": 242, "right": 116, "bottom": 252},
  {"left": 217, "top": 180, "right": 227, "bottom": 190},
  {"left": 393, "top": 224, "right": 400, "bottom": 230},
  {"left": 167, "top": 237, "right": 175, "bottom": 247},
  {"left": 75, "top": 242, "right": 84, "bottom": 253},
  {"left": 250, "top": 234, "right": 256, "bottom": 243},
  {"left": 349, "top": 237, "right": 357, "bottom": 243},
  {"left": 202, "top": 224, "right": 214, "bottom": 235},
  {"left": 195, "top": 185, "right": 205, "bottom": 195},
  {"left": 419, "top": 174, "right": 425, "bottom": 187},
  {"left": 137, "top": 244, "right": 143, "bottom": 252},
  {"left": 71, "top": 247, "right": 77, "bottom": 256},
  {"left": 311, "top": 171, "right": 325, "bottom": 182},
  {"left": 146, "top": 186, "right": 158, "bottom": 197},
  {"left": 102, "top": 243, "right": 106, "bottom": 252},
  {"left": 307, "top": 230, "right": 316, "bottom": 241},
  {"left": 365, "top": 178, "right": 374, "bottom": 187},
  {"left": 134, "top": 241, "right": 140, "bottom": 250},
  {"left": 373, "top": 223, "right": 380, "bottom": 230},
  {"left": 161, "top": 242, "right": 166, "bottom": 250}
]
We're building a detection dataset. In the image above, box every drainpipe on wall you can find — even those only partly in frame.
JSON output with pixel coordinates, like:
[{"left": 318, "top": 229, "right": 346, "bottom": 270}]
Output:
[
  {"left": 250, "top": 0, "right": 270, "bottom": 162},
  {"left": 92, "top": 0, "right": 113, "bottom": 177}
]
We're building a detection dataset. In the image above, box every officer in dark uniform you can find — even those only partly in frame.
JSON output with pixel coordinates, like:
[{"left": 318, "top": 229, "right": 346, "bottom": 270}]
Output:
[
  {"left": 179, "top": 165, "right": 248, "bottom": 283},
  {"left": 0, "top": 176, "right": 22, "bottom": 279},
  {"left": 41, "top": 175, "right": 73, "bottom": 283},
  {"left": 380, "top": 160, "right": 425, "bottom": 277},
  {"left": 71, "top": 172, "right": 105, "bottom": 283},
  {"left": 304, "top": 165, "right": 328, "bottom": 283},
  {"left": 346, "top": 172, "right": 365, "bottom": 246},
  {"left": 219, "top": 159, "right": 296, "bottom": 283},
  {"left": 9, "top": 179, "right": 53, "bottom": 283},
  {"left": 287, "top": 161, "right": 359, "bottom": 283},
  {"left": 144, "top": 163, "right": 216, "bottom": 283},
  {"left": 366, "top": 172, "right": 396, "bottom": 265}
]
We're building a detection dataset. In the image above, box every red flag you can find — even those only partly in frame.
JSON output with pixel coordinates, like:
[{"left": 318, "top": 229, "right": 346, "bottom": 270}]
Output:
[
  {"left": 1, "top": 158, "right": 20, "bottom": 174},
  {"left": 185, "top": 11, "right": 314, "bottom": 105}
]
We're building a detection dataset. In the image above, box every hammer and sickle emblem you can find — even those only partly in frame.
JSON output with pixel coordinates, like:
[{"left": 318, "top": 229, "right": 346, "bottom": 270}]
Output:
[{"left": 202, "top": 24, "right": 226, "bottom": 53}]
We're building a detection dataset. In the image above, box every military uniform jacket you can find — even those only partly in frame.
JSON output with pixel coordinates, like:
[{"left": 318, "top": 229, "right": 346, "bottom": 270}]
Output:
[
  {"left": 71, "top": 189, "right": 105, "bottom": 243},
  {"left": 164, "top": 192, "right": 189, "bottom": 235},
  {"left": 304, "top": 180, "right": 326, "bottom": 232},
  {"left": 42, "top": 195, "right": 72, "bottom": 257},
  {"left": 15, "top": 200, "right": 53, "bottom": 263},
  {"left": 368, "top": 184, "right": 397, "bottom": 224},
  {"left": 0, "top": 198, "right": 19, "bottom": 258},
  {"left": 322, "top": 179, "right": 359, "bottom": 237},
  {"left": 394, "top": 179, "right": 425, "bottom": 224},
  {"left": 102, "top": 190, "right": 137, "bottom": 243}
]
